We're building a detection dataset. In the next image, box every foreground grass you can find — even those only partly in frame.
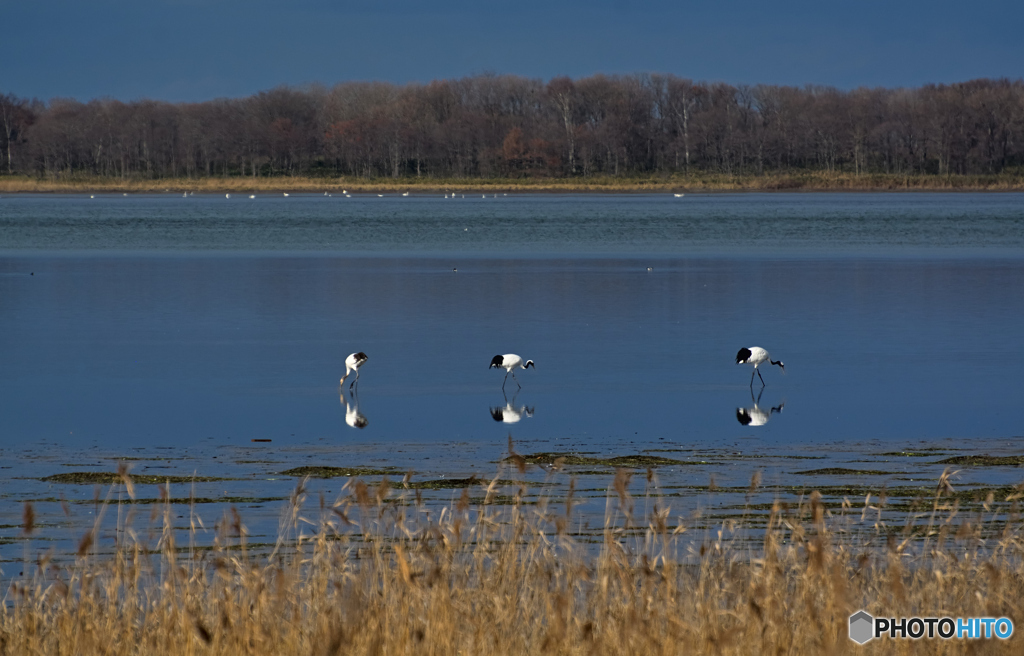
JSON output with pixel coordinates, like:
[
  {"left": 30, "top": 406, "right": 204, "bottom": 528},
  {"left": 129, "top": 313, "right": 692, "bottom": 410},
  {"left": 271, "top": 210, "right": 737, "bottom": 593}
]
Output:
[
  {"left": 2, "top": 468, "right": 1022, "bottom": 655},
  {"left": 2, "top": 171, "right": 1024, "bottom": 193}
]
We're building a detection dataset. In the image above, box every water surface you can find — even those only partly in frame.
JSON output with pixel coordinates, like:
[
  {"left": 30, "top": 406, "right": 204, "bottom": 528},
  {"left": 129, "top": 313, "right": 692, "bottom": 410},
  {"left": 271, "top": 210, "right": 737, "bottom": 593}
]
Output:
[{"left": 1, "top": 192, "right": 1022, "bottom": 558}]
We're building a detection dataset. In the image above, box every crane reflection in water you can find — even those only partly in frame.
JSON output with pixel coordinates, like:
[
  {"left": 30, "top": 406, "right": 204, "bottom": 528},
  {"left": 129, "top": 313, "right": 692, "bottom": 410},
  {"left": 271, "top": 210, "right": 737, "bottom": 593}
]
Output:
[
  {"left": 736, "top": 387, "right": 784, "bottom": 427},
  {"left": 490, "top": 391, "right": 534, "bottom": 424},
  {"left": 339, "top": 389, "right": 368, "bottom": 429}
]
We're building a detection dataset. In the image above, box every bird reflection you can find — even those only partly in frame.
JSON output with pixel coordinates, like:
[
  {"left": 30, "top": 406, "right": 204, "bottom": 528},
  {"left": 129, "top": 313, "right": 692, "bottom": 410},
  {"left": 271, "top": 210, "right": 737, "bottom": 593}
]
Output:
[
  {"left": 736, "top": 388, "right": 784, "bottom": 427},
  {"left": 490, "top": 391, "right": 534, "bottom": 424},
  {"left": 339, "top": 390, "right": 368, "bottom": 429}
]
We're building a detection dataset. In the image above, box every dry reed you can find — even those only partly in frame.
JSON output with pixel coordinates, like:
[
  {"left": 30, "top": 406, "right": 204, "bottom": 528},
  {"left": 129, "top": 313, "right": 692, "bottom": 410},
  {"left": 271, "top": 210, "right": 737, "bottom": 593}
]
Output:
[{"left": 1, "top": 467, "right": 1022, "bottom": 655}]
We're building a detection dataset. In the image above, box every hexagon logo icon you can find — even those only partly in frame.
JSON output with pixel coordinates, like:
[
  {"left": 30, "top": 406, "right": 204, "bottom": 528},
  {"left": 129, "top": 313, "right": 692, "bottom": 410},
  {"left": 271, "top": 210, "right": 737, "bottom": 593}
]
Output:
[{"left": 849, "top": 610, "right": 874, "bottom": 645}]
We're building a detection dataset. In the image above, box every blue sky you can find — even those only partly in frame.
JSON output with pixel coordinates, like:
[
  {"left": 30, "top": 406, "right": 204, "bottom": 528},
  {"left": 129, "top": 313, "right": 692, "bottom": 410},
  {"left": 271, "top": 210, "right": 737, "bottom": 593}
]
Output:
[{"left": 4, "top": 0, "right": 1022, "bottom": 102}]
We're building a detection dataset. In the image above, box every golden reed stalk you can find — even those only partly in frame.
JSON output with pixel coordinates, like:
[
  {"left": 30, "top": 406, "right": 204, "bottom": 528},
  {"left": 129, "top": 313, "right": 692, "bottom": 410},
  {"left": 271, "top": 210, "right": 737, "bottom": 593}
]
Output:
[{"left": 1, "top": 467, "right": 1021, "bottom": 655}]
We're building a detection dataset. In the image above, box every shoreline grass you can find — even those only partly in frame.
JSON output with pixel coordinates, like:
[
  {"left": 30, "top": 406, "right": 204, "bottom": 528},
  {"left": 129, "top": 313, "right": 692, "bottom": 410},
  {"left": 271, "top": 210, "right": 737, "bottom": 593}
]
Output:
[
  {"left": 2, "top": 171, "right": 1024, "bottom": 194},
  {"left": 2, "top": 469, "right": 1022, "bottom": 654}
]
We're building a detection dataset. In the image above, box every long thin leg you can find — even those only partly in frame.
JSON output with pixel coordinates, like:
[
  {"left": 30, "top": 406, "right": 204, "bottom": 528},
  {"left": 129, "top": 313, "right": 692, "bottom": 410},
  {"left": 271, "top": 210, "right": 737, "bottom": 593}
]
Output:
[
  {"left": 749, "top": 368, "right": 756, "bottom": 387},
  {"left": 512, "top": 370, "right": 521, "bottom": 389},
  {"left": 756, "top": 368, "right": 765, "bottom": 387},
  {"left": 350, "top": 369, "right": 359, "bottom": 390},
  {"left": 502, "top": 370, "right": 510, "bottom": 390}
]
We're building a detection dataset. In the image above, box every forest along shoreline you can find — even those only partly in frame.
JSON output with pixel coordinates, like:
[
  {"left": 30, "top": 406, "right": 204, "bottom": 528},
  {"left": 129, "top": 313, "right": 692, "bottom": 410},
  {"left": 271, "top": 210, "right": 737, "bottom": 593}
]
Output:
[{"left": 2, "top": 172, "right": 1024, "bottom": 194}]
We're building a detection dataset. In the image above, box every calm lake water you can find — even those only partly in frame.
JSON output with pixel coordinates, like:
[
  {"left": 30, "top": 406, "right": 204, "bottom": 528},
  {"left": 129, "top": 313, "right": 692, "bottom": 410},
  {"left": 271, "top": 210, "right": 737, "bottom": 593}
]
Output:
[{"left": 1, "top": 192, "right": 1022, "bottom": 557}]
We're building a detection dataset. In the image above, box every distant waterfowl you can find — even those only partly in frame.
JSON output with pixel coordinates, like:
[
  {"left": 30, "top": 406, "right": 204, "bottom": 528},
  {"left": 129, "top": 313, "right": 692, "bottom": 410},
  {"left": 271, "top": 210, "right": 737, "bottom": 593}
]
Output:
[
  {"left": 736, "top": 347, "right": 785, "bottom": 387},
  {"left": 402, "top": 191, "right": 409, "bottom": 196},
  {"left": 249, "top": 194, "right": 255, "bottom": 199},
  {"left": 377, "top": 194, "right": 383, "bottom": 197},
  {"left": 90, "top": 195, "right": 94, "bottom": 199},
  {"left": 673, "top": 193, "right": 685, "bottom": 198},
  {"left": 489, "top": 354, "right": 535, "bottom": 390},
  {"left": 283, "top": 193, "right": 289, "bottom": 197},
  {"left": 340, "top": 352, "right": 368, "bottom": 390},
  {"left": 225, "top": 194, "right": 230, "bottom": 199}
]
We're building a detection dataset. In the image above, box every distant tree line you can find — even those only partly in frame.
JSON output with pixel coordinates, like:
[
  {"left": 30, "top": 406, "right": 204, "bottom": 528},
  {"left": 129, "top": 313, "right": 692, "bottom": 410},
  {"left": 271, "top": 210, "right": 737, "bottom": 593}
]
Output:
[{"left": 1, "top": 75, "right": 1022, "bottom": 180}]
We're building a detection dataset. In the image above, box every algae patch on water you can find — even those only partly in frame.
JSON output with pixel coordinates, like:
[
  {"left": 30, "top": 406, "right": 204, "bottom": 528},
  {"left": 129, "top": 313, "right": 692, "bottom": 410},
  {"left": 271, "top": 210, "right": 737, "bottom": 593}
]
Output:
[
  {"left": 511, "top": 452, "right": 707, "bottom": 469},
  {"left": 42, "top": 472, "right": 235, "bottom": 484},
  {"left": 406, "top": 477, "right": 485, "bottom": 490},
  {"left": 792, "top": 468, "right": 893, "bottom": 476},
  {"left": 932, "top": 455, "right": 1024, "bottom": 466},
  {"left": 279, "top": 466, "right": 399, "bottom": 478}
]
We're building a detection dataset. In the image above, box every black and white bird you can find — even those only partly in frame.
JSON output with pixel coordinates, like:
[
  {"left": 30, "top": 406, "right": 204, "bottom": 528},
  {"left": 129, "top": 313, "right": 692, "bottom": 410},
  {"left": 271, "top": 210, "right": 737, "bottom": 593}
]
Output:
[
  {"left": 735, "top": 346, "right": 785, "bottom": 387},
  {"left": 340, "top": 352, "right": 368, "bottom": 389},
  {"left": 736, "top": 388, "right": 784, "bottom": 426},
  {"left": 489, "top": 354, "right": 534, "bottom": 390}
]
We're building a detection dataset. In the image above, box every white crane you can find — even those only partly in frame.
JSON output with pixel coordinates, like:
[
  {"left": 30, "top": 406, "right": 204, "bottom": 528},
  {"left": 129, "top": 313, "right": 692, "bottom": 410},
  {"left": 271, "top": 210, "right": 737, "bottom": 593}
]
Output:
[
  {"left": 736, "top": 347, "right": 784, "bottom": 387},
  {"left": 340, "top": 352, "right": 368, "bottom": 390},
  {"left": 489, "top": 354, "right": 534, "bottom": 390}
]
